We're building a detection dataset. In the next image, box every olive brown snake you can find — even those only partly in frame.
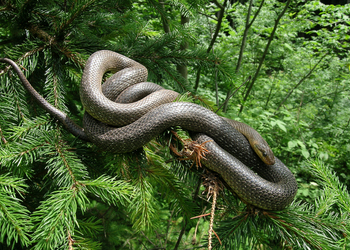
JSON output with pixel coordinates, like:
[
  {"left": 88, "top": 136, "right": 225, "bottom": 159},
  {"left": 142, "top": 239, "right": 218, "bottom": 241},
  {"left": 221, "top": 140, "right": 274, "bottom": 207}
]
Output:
[{"left": 0, "top": 50, "right": 297, "bottom": 210}]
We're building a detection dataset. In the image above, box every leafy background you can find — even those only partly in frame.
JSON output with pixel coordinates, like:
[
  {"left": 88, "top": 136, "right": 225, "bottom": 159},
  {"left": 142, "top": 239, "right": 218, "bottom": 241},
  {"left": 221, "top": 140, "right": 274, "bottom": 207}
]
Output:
[{"left": 0, "top": 0, "right": 349, "bottom": 249}]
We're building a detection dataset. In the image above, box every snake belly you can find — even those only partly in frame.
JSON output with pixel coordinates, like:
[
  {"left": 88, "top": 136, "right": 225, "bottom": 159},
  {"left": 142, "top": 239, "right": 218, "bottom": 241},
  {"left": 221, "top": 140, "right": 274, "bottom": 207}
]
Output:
[{"left": 0, "top": 51, "right": 298, "bottom": 210}]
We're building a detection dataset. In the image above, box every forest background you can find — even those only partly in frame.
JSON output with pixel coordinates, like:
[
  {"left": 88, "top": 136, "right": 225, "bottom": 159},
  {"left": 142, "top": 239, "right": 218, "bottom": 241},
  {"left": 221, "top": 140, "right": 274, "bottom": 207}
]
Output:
[{"left": 0, "top": 0, "right": 349, "bottom": 249}]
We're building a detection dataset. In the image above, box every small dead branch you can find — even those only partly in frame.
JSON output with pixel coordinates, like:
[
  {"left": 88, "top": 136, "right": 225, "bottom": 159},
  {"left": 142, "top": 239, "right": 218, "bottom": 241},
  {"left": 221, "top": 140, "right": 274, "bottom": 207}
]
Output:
[
  {"left": 169, "top": 130, "right": 212, "bottom": 169},
  {"left": 170, "top": 131, "right": 223, "bottom": 249},
  {"left": 202, "top": 172, "right": 224, "bottom": 249}
]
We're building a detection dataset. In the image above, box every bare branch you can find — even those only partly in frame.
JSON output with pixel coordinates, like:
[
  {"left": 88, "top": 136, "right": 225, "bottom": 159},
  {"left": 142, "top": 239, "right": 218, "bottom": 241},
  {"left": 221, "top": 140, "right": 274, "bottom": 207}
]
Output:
[
  {"left": 223, "top": 0, "right": 265, "bottom": 112},
  {"left": 239, "top": 0, "right": 292, "bottom": 114},
  {"left": 275, "top": 53, "right": 328, "bottom": 113}
]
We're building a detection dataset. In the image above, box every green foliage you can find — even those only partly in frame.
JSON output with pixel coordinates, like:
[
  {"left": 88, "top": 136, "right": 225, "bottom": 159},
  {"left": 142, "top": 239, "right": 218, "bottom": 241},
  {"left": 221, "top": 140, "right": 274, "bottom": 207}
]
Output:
[
  {"left": 214, "top": 160, "right": 349, "bottom": 250},
  {"left": 0, "top": 0, "right": 350, "bottom": 249},
  {"left": 0, "top": 175, "right": 31, "bottom": 248}
]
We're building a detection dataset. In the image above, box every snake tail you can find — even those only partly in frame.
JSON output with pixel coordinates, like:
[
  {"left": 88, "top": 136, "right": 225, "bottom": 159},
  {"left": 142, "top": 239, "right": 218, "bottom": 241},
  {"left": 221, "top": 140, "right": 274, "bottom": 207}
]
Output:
[{"left": 0, "top": 58, "right": 89, "bottom": 141}]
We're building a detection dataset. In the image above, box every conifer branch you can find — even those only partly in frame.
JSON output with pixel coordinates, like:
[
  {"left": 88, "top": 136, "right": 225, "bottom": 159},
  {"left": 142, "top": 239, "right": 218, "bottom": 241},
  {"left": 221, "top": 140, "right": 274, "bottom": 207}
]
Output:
[
  {"left": 31, "top": 187, "right": 88, "bottom": 249},
  {"left": 309, "top": 159, "right": 350, "bottom": 213},
  {"left": 81, "top": 176, "right": 133, "bottom": 206},
  {"left": 1, "top": 1, "right": 348, "bottom": 249},
  {"left": 0, "top": 175, "right": 32, "bottom": 247},
  {"left": 58, "top": 0, "right": 96, "bottom": 36}
]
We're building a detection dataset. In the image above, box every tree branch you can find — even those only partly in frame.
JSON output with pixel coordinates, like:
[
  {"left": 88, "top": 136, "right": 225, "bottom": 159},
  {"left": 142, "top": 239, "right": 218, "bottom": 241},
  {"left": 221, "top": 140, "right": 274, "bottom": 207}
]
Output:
[
  {"left": 216, "top": 76, "right": 251, "bottom": 113},
  {"left": 239, "top": 0, "right": 292, "bottom": 114},
  {"left": 194, "top": 0, "right": 228, "bottom": 92},
  {"left": 236, "top": 0, "right": 253, "bottom": 73},
  {"left": 236, "top": 0, "right": 265, "bottom": 73},
  {"left": 176, "top": 14, "right": 190, "bottom": 82},
  {"left": 275, "top": 53, "right": 328, "bottom": 113},
  {"left": 223, "top": 0, "right": 265, "bottom": 112},
  {"left": 206, "top": 0, "right": 227, "bottom": 54},
  {"left": 160, "top": 1, "right": 170, "bottom": 33}
]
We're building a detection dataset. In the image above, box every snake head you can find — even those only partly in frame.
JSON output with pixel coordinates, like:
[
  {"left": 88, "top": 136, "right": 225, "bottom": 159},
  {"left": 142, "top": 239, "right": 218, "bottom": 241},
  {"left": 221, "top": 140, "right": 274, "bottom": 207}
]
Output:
[{"left": 254, "top": 143, "right": 275, "bottom": 165}]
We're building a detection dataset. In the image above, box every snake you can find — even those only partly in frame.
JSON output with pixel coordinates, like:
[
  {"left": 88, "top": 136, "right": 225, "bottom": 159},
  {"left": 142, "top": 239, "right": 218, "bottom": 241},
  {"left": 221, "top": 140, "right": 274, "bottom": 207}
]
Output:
[{"left": 0, "top": 50, "right": 297, "bottom": 210}]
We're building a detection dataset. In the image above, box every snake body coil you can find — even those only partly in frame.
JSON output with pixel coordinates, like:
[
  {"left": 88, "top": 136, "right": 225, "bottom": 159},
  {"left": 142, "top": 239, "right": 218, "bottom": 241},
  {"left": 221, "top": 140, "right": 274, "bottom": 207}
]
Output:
[{"left": 0, "top": 51, "right": 297, "bottom": 210}]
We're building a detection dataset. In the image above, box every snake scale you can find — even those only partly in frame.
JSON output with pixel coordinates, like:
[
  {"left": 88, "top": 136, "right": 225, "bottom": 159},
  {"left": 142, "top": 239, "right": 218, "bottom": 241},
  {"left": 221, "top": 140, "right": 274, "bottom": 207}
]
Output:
[{"left": 0, "top": 50, "right": 297, "bottom": 210}]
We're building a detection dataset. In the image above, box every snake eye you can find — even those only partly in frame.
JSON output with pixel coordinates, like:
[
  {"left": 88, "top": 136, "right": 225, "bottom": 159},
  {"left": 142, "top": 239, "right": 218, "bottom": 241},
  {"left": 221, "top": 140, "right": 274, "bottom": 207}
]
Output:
[{"left": 263, "top": 152, "right": 268, "bottom": 157}]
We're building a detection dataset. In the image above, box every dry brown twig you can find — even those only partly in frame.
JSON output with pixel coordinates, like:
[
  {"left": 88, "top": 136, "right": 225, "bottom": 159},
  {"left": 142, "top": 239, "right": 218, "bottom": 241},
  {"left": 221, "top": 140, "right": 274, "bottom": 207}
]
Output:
[
  {"left": 169, "top": 130, "right": 212, "bottom": 169},
  {"left": 169, "top": 131, "right": 223, "bottom": 249},
  {"left": 203, "top": 173, "right": 223, "bottom": 249}
]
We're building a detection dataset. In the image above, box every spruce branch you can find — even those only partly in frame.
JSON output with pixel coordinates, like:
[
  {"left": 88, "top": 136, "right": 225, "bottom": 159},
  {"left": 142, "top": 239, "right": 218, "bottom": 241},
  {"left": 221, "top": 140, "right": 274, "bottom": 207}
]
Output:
[
  {"left": 0, "top": 57, "right": 39, "bottom": 124},
  {"left": 69, "top": 234, "right": 102, "bottom": 250},
  {"left": 44, "top": 137, "right": 89, "bottom": 187},
  {"left": 44, "top": 59, "right": 66, "bottom": 111},
  {"left": 129, "top": 179, "right": 157, "bottom": 232},
  {"left": 28, "top": 25, "right": 55, "bottom": 44},
  {"left": 0, "top": 45, "right": 44, "bottom": 75},
  {"left": 309, "top": 159, "right": 350, "bottom": 214},
  {"left": 126, "top": 30, "right": 228, "bottom": 92},
  {"left": 81, "top": 175, "right": 133, "bottom": 207},
  {"left": 57, "top": 0, "right": 96, "bottom": 37},
  {"left": 0, "top": 175, "right": 32, "bottom": 248},
  {"left": 0, "top": 132, "right": 49, "bottom": 177},
  {"left": 145, "top": 146, "right": 195, "bottom": 218},
  {"left": 215, "top": 202, "right": 342, "bottom": 249},
  {"left": 7, "top": 116, "right": 50, "bottom": 141},
  {"left": 31, "top": 186, "right": 89, "bottom": 250},
  {"left": 77, "top": 216, "right": 103, "bottom": 239}
]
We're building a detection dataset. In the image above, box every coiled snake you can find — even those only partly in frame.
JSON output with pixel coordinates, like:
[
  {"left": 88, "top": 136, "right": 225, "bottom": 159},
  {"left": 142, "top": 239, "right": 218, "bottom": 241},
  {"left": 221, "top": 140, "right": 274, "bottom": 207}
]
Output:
[{"left": 0, "top": 50, "right": 297, "bottom": 210}]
